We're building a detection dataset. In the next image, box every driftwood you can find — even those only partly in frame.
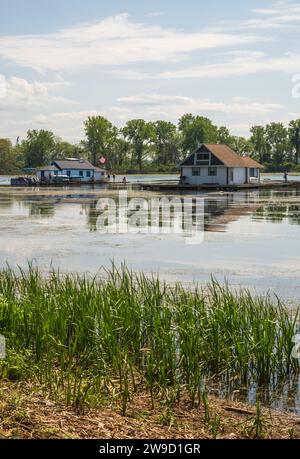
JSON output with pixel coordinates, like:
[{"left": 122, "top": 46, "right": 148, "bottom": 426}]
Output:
[{"left": 224, "top": 406, "right": 254, "bottom": 415}]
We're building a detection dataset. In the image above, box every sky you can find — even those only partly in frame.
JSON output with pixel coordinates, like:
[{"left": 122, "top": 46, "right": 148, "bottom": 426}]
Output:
[{"left": 1, "top": 0, "right": 300, "bottom": 144}]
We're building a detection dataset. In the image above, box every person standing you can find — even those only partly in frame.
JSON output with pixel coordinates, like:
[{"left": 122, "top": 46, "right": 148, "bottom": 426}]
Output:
[{"left": 284, "top": 171, "right": 288, "bottom": 183}]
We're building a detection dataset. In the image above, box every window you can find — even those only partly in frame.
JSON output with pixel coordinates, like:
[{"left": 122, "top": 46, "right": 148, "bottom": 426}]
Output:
[
  {"left": 79, "top": 171, "right": 83, "bottom": 177},
  {"left": 196, "top": 152, "right": 209, "bottom": 165},
  {"left": 86, "top": 171, "right": 91, "bottom": 178},
  {"left": 250, "top": 168, "right": 257, "bottom": 177},
  {"left": 41, "top": 171, "right": 45, "bottom": 178},
  {"left": 54, "top": 171, "right": 58, "bottom": 176},
  {"left": 66, "top": 171, "right": 71, "bottom": 177},
  {"left": 208, "top": 168, "right": 217, "bottom": 176},
  {"left": 192, "top": 167, "right": 201, "bottom": 176}
]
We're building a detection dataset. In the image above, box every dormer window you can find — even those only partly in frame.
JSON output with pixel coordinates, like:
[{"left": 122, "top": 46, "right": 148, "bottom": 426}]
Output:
[{"left": 196, "top": 152, "right": 210, "bottom": 165}]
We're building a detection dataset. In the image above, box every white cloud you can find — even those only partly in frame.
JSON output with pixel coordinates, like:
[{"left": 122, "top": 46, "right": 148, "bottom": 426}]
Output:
[
  {"left": 116, "top": 94, "right": 282, "bottom": 116},
  {"left": 18, "top": 93, "right": 282, "bottom": 142},
  {"left": 210, "top": 1, "right": 300, "bottom": 31},
  {"left": 0, "top": 76, "right": 75, "bottom": 109},
  {"left": 0, "top": 13, "right": 265, "bottom": 72},
  {"left": 122, "top": 52, "right": 300, "bottom": 80}
]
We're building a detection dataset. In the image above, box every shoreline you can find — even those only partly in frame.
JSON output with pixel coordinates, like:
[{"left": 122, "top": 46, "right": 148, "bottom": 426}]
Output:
[
  {"left": 0, "top": 265, "right": 299, "bottom": 438},
  {"left": 0, "top": 381, "right": 299, "bottom": 439}
]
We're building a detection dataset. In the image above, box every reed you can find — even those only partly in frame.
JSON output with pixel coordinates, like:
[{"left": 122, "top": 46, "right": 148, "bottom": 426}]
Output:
[{"left": 0, "top": 265, "right": 298, "bottom": 412}]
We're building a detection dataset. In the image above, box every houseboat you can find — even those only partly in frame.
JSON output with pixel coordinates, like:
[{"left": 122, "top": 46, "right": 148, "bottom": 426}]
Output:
[
  {"left": 180, "top": 144, "right": 263, "bottom": 186},
  {"left": 36, "top": 158, "right": 107, "bottom": 184}
]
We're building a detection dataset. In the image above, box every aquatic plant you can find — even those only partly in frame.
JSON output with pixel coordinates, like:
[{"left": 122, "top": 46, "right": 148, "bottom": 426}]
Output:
[{"left": 0, "top": 265, "right": 298, "bottom": 413}]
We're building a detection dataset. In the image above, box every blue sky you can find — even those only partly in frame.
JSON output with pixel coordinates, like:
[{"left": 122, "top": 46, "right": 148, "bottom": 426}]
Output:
[{"left": 1, "top": 0, "right": 300, "bottom": 143}]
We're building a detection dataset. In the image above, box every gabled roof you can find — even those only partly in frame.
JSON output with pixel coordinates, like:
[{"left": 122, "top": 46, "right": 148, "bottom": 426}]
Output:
[
  {"left": 52, "top": 159, "right": 96, "bottom": 170},
  {"left": 36, "top": 165, "right": 59, "bottom": 171},
  {"left": 240, "top": 156, "right": 264, "bottom": 168},
  {"left": 181, "top": 144, "right": 264, "bottom": 168}
]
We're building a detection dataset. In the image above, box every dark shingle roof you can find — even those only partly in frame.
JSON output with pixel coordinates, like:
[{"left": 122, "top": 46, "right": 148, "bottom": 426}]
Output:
[
  {"left": 53, "top": 159, "right": 96, "bottom": 170},
  {"left": 36, "top": 165, "right": 59, "bottom": 171}
]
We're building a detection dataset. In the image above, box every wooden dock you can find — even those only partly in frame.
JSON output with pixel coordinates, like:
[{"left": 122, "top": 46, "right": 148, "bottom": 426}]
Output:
[{"left": 133, "top": 180, "right": 300, "bottom": 192}]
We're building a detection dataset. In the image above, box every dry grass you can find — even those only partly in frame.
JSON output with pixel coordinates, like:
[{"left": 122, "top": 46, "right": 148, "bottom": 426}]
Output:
[{"left": 0, "top": 381, "right": 299, "bottom": 439}]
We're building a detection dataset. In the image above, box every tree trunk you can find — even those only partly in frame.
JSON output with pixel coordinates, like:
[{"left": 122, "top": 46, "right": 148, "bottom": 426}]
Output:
[
  {"left": 296, "top": 145, "right": 300, "bottom": 165},
  {"left": 137, "top": 146, "right": 143, "bottom": 172}
]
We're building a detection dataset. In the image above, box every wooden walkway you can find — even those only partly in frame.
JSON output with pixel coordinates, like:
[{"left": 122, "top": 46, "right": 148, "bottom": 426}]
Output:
[{"left": 129, "top": 180, "right": 300, "bottom": 192}]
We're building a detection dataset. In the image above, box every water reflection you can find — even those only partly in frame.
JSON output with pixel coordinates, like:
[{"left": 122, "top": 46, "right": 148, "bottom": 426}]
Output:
[
  {"left": 3, "top": 188, "right": 300, "bottom": 231},
  {"left": 254, "top": 204, "right": 300, "bottom": 225},
  {"left": 207, "top": 372, "right": 300, "bottom": 415},
  {"left": 1, "top": 186, "right": 300, "bottom": 413}
]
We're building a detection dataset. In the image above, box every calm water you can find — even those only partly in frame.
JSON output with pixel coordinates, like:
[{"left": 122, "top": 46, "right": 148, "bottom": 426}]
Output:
[
  {"left": 0, "top": 178, "right": 300, "bottom": 303},
  {"left": 1, "top": 176, "right": 300, "bottom": 413}
]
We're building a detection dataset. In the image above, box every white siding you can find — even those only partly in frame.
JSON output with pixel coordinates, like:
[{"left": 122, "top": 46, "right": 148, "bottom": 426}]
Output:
[
  {"left": 181, "top": 166, "right": 252, "bottom": 185},
  {"left": 233, "top": 168, "right": 246, "bottom": 185},
  {"left": 182, "top": 166, "right": 228, "bottom": 185},
  {"left": 61, "top": 169, "right": 93, "bottom": 181},
  {"left": 94, "top": 170, "right": 105, "bottom": 181},
  {"left": 37, "top": 168, "right": 106, "bottom": 183}
]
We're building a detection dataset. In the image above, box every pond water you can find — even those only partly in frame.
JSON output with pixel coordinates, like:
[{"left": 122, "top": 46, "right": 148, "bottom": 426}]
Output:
[
  {"left": 1, "top": 176, "right": 300, "bottom": 413},
  {"left": 0, "top": 177, "right": 300, "bottom": 304}
]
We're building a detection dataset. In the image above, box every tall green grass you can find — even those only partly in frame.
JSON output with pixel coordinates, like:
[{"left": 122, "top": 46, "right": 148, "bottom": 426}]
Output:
[{"left": 0, "top": 265, "right": 298, "bottom": 411}]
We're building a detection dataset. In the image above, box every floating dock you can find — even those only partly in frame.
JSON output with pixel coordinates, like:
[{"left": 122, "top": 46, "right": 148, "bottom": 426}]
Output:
[{"left": 133, "top": 180, "right": 300, "bottom": 192}]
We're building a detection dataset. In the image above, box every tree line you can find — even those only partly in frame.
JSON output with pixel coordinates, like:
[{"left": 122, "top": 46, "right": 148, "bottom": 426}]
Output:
[{"left": 1, "top": 115, "right": 300, "bottom": 174}]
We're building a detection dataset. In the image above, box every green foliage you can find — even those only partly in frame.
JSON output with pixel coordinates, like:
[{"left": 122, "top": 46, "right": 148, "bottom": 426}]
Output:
[
  {"left": 151, "top": 120, "right": 180, "bottom": 165},
  {"left": 265, "top": 122, "right": 290, "bottom": 165},
  {"left": 0, "top": 139, "right": 23, "bottom": 173},
  {"left": 178, "top": 114, "right": 218, "bottom": 153},
  {"left": 21, "top": 130, "right": 56, "bottom": 168},
  {"left": 289, "top": 119, "right": 300, "bottom": 165},
  {"left": 122, "top": 119, "right": 154, "bottom": 171},
  {"left": 2, "top": 116, "right": 300, "bottom": 174},
  {"left": 250, "top": 125, "right": 267, "bottom": 163},
  {"left": 217, "top": 126, "right": 235, "bottom": 145},
  {"left": 0, "top": 265, "right": 298, "bottom": 413},
  {"left": 84, "top": 115, "right": 118, "bottom": 167}
]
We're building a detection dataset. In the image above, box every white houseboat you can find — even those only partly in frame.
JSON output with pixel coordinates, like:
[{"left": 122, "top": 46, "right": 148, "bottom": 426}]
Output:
[
  {"left": 36, "top": 158, "right": 107, "bottom": 184},
  {"left": 180, "top": 144, "right": 263, "bottom": 186}
]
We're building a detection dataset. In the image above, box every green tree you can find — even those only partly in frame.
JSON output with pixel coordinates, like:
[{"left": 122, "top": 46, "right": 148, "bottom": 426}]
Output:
[
  {"left": 178, "top": 114, "right": 218, "bottom": 153},
  {"left": 151, "top": 120, "right": 178, "bottom": 165},
  {"left": 231, "top": 136, "right": 252, "bottom": 156},
  {"left": 21, "top": 130, "right": 56, "bottom": 168},
  {"left": 110, "top": 137, "right": 131, "bottom": 171},
  {"left": 84, "top": 116, "right": 118, "bottom": 166},
  {"left": 217, "top": 126, "right": 235, "bottom": 145},
  {"left": 52, "top": 139, "right": 86, "bottom": 161},
  {"left": 249, "top": 126, "right": 267, "bottom": 163},
  {"left": 0, "top": 138, "right": 16, "bottom": 173},
  {"left": 265, "top": 123, "right": 289, "bottom": 165},
  {"left": 122, "top": 119, "right": 154, "bottom": 171},
  {"left": 288, "top": 119, "right": 300, "bottom": 165}
]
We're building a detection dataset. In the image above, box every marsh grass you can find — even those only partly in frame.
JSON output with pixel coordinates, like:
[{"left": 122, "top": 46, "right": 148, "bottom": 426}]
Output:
[{"left": 0, "top": 264, "right": 299, "bottom": 413}]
